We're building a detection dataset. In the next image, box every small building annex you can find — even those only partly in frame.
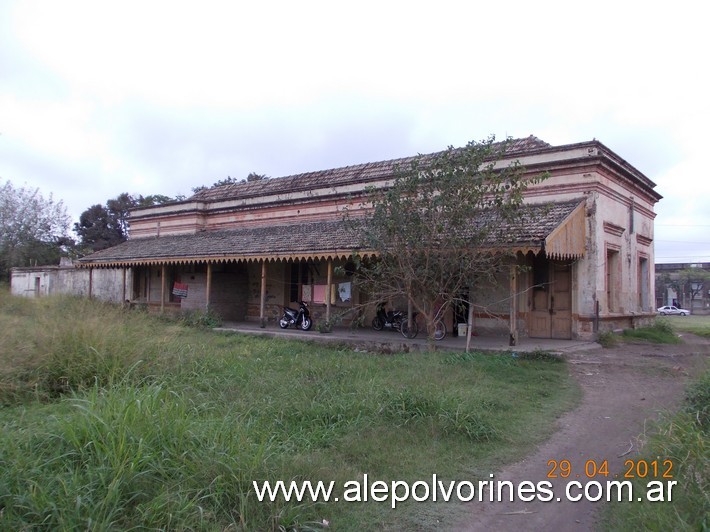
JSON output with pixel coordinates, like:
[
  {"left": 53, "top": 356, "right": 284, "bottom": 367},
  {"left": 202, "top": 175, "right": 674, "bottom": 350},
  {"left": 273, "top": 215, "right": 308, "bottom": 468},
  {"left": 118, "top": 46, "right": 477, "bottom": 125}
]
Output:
[{"left": 22, "top": 136, "right": 662, "bottom": 341}]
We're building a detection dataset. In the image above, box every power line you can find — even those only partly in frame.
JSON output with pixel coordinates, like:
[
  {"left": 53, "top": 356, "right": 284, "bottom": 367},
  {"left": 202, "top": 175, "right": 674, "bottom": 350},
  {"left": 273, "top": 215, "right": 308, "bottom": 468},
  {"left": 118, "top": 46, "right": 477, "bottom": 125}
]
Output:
[
  {"left": 657, "top": 240, "right": 710, "bottom": 244},
  {"left": 656, "top": 257, "right": 710, "bottom": 260},
  {"left": 656, "top": 224, "right": 710, "bottom": 227}
]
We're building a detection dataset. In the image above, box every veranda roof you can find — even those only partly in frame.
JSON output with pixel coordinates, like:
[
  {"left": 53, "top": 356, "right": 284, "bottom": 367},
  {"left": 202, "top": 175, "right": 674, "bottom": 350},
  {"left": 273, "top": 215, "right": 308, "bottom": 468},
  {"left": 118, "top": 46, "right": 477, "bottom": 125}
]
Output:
[{"left": 77, "top": 199, "right": 586, "bottom": 268}]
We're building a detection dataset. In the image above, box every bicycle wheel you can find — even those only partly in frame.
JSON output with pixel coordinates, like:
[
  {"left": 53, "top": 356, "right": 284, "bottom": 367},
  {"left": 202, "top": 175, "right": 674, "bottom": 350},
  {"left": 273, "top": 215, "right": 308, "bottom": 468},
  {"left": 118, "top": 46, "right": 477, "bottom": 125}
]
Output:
[
  {"left": 433, "top": 320, "right": 447, "bottom": 341},
  {"left": 400, "top": 318, "right": 419, "bottom": 339}
]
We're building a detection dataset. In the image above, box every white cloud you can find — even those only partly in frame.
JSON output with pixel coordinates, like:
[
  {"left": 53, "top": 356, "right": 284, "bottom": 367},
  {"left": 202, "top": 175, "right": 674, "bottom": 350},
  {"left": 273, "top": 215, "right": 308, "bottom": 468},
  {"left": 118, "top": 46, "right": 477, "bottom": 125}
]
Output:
[{"left": 1, "top": 0, "right": 708, "bottom": 260}]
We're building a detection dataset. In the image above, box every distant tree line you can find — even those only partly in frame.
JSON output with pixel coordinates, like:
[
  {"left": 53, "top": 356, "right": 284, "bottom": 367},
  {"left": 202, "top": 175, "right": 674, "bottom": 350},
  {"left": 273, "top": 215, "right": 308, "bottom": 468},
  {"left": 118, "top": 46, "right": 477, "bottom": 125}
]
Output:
[
  {"left": 190, "top": 172, "right": 268, "bottom": 194},
  {"left": 1, "top": 173, "right": 269, "bottom": 281},
  {"left": 73, "top": 192, "right": 176, "bottom": 253},
  {"left": 0, "top": 181, "right": 72, "bottom": 280}
]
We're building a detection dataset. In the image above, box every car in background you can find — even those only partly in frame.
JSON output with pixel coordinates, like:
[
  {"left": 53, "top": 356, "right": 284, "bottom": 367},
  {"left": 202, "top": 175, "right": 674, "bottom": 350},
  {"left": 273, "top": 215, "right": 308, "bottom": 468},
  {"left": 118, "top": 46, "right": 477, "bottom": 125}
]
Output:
[{"left": 657, "top": 305, "right": 691, "bottom": 316}]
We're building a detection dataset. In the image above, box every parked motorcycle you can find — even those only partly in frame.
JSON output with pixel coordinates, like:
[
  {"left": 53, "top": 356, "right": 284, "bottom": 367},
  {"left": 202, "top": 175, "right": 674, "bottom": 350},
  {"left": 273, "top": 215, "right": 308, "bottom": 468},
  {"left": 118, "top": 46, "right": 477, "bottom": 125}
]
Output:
[
  {"left": 279, "top": 301, "right": 312, "bottom": 330},
  {"left": 372, "top": 302, "right": 418, "bottom": 338}
]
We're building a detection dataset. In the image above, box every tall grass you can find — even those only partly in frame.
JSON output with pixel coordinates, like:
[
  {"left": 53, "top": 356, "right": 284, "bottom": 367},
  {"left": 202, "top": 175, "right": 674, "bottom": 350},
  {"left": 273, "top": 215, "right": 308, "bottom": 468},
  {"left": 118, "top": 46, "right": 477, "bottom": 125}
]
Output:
[
  {"left": 602, "top": 370, "right": 709, "bottom": 531},
  {"left": 622, "top": 319, "right": 680, "bottom": 344},
  {"left": 0, "top": 294, "right": 190, "bottom": 403},
  {"left": 0, "top": 293, "right": 579, "bottom": 530},
  {"left": 0, "top": 383, "right": 280, "bottom": 529}
]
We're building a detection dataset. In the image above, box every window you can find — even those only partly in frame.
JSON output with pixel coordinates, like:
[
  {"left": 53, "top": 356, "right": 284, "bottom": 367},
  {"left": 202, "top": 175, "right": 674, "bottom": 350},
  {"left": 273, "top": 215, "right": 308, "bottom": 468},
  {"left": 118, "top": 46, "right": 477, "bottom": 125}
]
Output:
[
  {"left": 638, "top": 257, "right": 649, "bottom": 310},
  {"left": 606, "top": 247, "right": 620, "bottom": 312}
]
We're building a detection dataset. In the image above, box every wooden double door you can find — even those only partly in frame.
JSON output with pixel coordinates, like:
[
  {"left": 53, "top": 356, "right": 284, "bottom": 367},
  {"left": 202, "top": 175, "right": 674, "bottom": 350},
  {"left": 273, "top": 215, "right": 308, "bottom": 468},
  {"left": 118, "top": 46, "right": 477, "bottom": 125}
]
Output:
[{"left": 530, "top": 262, "right": 572, "bottom": 339}]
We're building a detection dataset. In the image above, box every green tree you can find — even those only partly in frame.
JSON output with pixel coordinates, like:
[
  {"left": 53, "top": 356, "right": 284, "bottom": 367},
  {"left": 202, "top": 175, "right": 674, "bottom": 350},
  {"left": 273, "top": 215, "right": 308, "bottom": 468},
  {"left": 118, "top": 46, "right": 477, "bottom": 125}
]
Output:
[
  {"left": 675, "top": 268, "right": 710, "bottom": 308},
  {"left": 74, "top": 204, "right": 124, "bottom": 252},
  {"left": 0, "top": 181, "right": 71, "bottom": 279},
  {"left": 348, "top": 136, "right": 547, "bottom": 344},
  {"left": 246, "top": 172, "right": 268, "bottom": 182},
  {"left": 191, "top": 173, "right": 269, "bottom": 194},
  {"left": 75, "top": 193, "right": 175, "bottom": 253},
  {"left": 106, "top": 192, "right": 138, "bottom": 239}
]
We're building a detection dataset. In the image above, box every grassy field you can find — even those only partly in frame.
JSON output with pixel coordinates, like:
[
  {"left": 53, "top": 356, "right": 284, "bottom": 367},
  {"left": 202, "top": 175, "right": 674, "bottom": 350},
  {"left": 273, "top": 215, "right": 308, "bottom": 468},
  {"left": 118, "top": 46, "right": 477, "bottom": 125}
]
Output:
[
  {"left": 598, "top": 315, "right": 710, "bottom": 347},
  {"left": 602, "top": 369, "right": 709, "bottom": 531},
  {"left": 602, "top": 315, "right": 710, "bottom": 531},
  {"left": 0, "top": 293, "right": 580, "bottom": 530},
  {"left": 662, "top": 314, "right": 710, "bottom": 338}
]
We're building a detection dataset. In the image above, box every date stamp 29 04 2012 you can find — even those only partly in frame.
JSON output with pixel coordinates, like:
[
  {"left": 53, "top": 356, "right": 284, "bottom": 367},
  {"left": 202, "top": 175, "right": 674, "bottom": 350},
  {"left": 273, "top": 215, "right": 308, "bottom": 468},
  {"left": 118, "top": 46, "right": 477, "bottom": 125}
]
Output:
[{"left": 546, "top": 458, "right": 674, "bottom": 480}]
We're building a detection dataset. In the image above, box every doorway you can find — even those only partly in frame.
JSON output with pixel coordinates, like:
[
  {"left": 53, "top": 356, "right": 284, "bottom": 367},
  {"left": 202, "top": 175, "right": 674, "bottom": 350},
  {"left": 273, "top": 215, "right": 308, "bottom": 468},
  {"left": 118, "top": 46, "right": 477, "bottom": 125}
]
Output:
[{"left": 529, "top": 261, "right": 572, "bottom": 339}]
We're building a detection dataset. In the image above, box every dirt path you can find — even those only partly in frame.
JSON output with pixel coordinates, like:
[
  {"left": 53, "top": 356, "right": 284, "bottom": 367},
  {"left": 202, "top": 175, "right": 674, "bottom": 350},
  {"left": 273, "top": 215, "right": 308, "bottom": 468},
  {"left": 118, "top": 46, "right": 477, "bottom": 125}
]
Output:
[{"left": 458, "top": 333, "right": 709, "bottom": 531}]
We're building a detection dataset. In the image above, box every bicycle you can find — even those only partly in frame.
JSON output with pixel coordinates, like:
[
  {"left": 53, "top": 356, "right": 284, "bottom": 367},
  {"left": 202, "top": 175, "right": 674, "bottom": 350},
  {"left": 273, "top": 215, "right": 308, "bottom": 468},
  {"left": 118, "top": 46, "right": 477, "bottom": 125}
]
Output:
[
  {"left": 409, "top": 313, "right": 446, "bottom": 341},
  {"left": 433, "top": 319, "right": 447, "bottom": 341},
  {"left": 400, "top": 316, "right": 419, "bottom": 339}
]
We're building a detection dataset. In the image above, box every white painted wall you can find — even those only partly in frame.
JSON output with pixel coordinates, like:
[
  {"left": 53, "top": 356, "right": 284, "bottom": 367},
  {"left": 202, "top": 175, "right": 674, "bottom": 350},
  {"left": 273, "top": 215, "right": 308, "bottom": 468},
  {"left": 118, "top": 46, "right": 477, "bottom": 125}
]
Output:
[{"left": 10, "top": 265, "right": 132, "bottom": 303}]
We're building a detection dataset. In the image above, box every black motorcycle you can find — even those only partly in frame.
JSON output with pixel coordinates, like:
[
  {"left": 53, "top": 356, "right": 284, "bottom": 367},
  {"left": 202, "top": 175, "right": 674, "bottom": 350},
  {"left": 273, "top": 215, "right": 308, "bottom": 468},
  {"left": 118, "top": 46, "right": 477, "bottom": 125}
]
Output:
[
  {"left": 279, "top": 301, "right": 312, "bottom": 331},
  {"left": 372, "top": 302, "right": 418, "bottom": 338}
]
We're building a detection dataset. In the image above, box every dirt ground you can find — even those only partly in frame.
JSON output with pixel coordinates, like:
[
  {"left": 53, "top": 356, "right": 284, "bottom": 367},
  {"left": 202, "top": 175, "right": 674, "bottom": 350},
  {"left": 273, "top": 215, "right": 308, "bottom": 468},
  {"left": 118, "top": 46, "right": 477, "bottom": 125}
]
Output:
[{"left": 457, "top": 332, "right": 709, "bottom": 531}]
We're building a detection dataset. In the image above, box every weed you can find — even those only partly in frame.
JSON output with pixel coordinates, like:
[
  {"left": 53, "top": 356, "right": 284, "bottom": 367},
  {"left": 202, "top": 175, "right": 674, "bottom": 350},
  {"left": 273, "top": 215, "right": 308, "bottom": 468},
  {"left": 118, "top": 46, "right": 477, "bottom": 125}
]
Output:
[
  {"left": 622, "top": 321, "right": 680, "bottom": 344},
  {"left": 667, "top": 314, "right": 710, "bottom": 339},
  {"left": 597, "top": 330, "right": 620, "bottom": 348},
  {"left": 0, "top": 292, "right": 578, "bottom": 530},
  {"left": 179, "top": 308, "right": 223, "bottom": 328},
  {"left": 603, "top": 370, "right": 710, "bottom": 531},
  {"left": 518, "top": 349, "right": 562, "bottom": 362},
  {"left": 442, "top": 351, "right": 485, "bottom": 365},
  {"left": 684, "top": 370, "right": 710, "bottom": 429},
  {"left": 596, "top": 320, "right": 681, "bottom": 347}
]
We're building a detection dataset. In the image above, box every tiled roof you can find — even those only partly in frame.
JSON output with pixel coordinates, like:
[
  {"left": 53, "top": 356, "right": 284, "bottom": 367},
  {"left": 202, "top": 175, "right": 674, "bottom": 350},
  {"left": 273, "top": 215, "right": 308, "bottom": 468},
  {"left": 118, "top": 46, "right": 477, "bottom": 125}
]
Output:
[
  {"left": 79, "top": 198, "right": 584, "bottom": 267},
  {"left": 78, "top": 219, "right": 362, "bottom": 266},
  {"left": 190, "top": 136, "right": 552, "bottom": 203},
  {"left": 481, "top": 199, "right": 583, "bottom": 244}
]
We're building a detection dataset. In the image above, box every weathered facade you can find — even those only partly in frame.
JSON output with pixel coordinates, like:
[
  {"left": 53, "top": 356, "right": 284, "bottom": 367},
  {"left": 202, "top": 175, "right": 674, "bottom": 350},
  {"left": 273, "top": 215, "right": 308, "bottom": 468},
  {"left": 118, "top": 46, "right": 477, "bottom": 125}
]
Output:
[
  {"left": 10, "top": 258, "right": 131, "bottom": 301},
  {"left": 15, "top": 136, "right": 662, "bottom": 341}
]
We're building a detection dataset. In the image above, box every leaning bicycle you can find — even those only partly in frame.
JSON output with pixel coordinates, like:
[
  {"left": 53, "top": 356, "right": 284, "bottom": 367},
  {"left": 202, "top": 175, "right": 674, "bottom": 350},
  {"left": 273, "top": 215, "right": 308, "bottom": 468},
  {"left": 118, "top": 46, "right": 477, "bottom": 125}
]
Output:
[
  {"left": 433, "top": 319, "right": 447, "bottom": 341},
  {"left": 400, "top": 316, "right": 419, "bottom": 339},
  {"left": 409, "top": 314, "right": 446, "bottom": 341},
  {"left": 372, "top": 302, "right": 421, "bottom": 339}
]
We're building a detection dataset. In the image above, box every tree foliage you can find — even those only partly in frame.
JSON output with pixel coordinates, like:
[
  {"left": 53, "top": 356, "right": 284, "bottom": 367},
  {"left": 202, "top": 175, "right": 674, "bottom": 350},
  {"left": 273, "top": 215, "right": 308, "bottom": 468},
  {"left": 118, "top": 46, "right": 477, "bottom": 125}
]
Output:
[
  {"left": 74, "top": 204, "right": 124, "bottom": 253},
  {"left": 0, "top": 181, "right": 72, "bottom": 279},
  {"left": 191, "top": 173, "right": 269, "bottom": 194},
  {"left": 74, "top": 193, "right": 175, "bottom": 253},
  {"left": 661, "top": 268, "right": 710, "bottom": 307},
  {"left": 348, "top": 136, "right": 547, "bottom": 341}
]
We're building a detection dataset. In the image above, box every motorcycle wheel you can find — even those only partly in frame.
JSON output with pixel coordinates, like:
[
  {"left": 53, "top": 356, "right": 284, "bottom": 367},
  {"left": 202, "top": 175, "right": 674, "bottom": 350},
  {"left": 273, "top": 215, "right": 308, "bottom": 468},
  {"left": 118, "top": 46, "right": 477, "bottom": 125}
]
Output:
[
  {"left": 400, "top": 318, "right": 418, "bottom": 339},
  {"left": 279, "top": 318, "right": 289, "bottom": 329},
  {"left": 372, "top": 317, "right": 384, "bottom": 331},
  {"left": 300, "top": 317, "right": 312, "bottom": 331}
]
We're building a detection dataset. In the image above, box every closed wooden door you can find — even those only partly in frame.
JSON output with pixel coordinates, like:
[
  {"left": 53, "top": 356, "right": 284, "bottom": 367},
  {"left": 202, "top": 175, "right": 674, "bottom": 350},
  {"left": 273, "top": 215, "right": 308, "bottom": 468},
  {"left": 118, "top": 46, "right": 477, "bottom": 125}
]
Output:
[
  {"left": 550, "top": 263, "right": 572, "bottom": 339},
  {"left": 529, "top": 262, "right": 572, "bottom": 339}
]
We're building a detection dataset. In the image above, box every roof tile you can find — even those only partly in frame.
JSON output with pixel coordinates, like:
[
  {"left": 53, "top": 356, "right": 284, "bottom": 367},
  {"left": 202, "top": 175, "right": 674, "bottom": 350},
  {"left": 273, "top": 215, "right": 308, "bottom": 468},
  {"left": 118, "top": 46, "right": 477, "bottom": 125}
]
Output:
[
  {"left": 190, "top": 136, "right": 551, "bottom": 203},
  {"left": 79, "top": 198, "right": 582, "bottom": 266}
]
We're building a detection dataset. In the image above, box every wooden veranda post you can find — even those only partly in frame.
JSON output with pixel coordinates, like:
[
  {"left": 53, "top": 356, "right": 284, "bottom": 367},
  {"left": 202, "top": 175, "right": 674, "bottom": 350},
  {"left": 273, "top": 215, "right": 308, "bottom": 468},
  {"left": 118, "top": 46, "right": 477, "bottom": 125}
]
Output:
[
  {"left": 88, "top": 267, "right": 93, "bottom": 299},
  {"left": 466, "top": 301, "right": 474, "bottom": 353},
  {"left": 509, "top": 264, "right": 518, "bottom": 347},
  {"left": 206, "top": 263, "right": 213, "bottom": 310},
  {"left": 160, "top": 264, "right": 166, "bottom": 313},
  {"left": 121, "top": 267, "right": 127, "bottom": 303},
  {"left": 326, "top": 259, "right": 333, "bottom": 323},
  {"left": 260, "top": 260, "right": 267, "bottom": 328}
]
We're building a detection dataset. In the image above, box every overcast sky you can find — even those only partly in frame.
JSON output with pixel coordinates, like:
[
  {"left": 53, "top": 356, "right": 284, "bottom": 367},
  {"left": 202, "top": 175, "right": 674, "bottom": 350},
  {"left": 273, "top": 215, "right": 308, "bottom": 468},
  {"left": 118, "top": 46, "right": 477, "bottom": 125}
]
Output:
[{"left": 1, "top": 0, "right": 708, "bottom": 263}]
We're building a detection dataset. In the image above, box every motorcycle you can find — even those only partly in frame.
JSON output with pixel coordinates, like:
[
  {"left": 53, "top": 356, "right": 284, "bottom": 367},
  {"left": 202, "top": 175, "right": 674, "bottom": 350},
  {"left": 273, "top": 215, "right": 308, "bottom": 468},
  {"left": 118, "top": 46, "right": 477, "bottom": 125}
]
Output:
[
  {"left": 372, "top": 302, "right": 418, "bottom": 338},
  {"left": 279, "top": 301, "right": 312, "bottom": 330}
]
